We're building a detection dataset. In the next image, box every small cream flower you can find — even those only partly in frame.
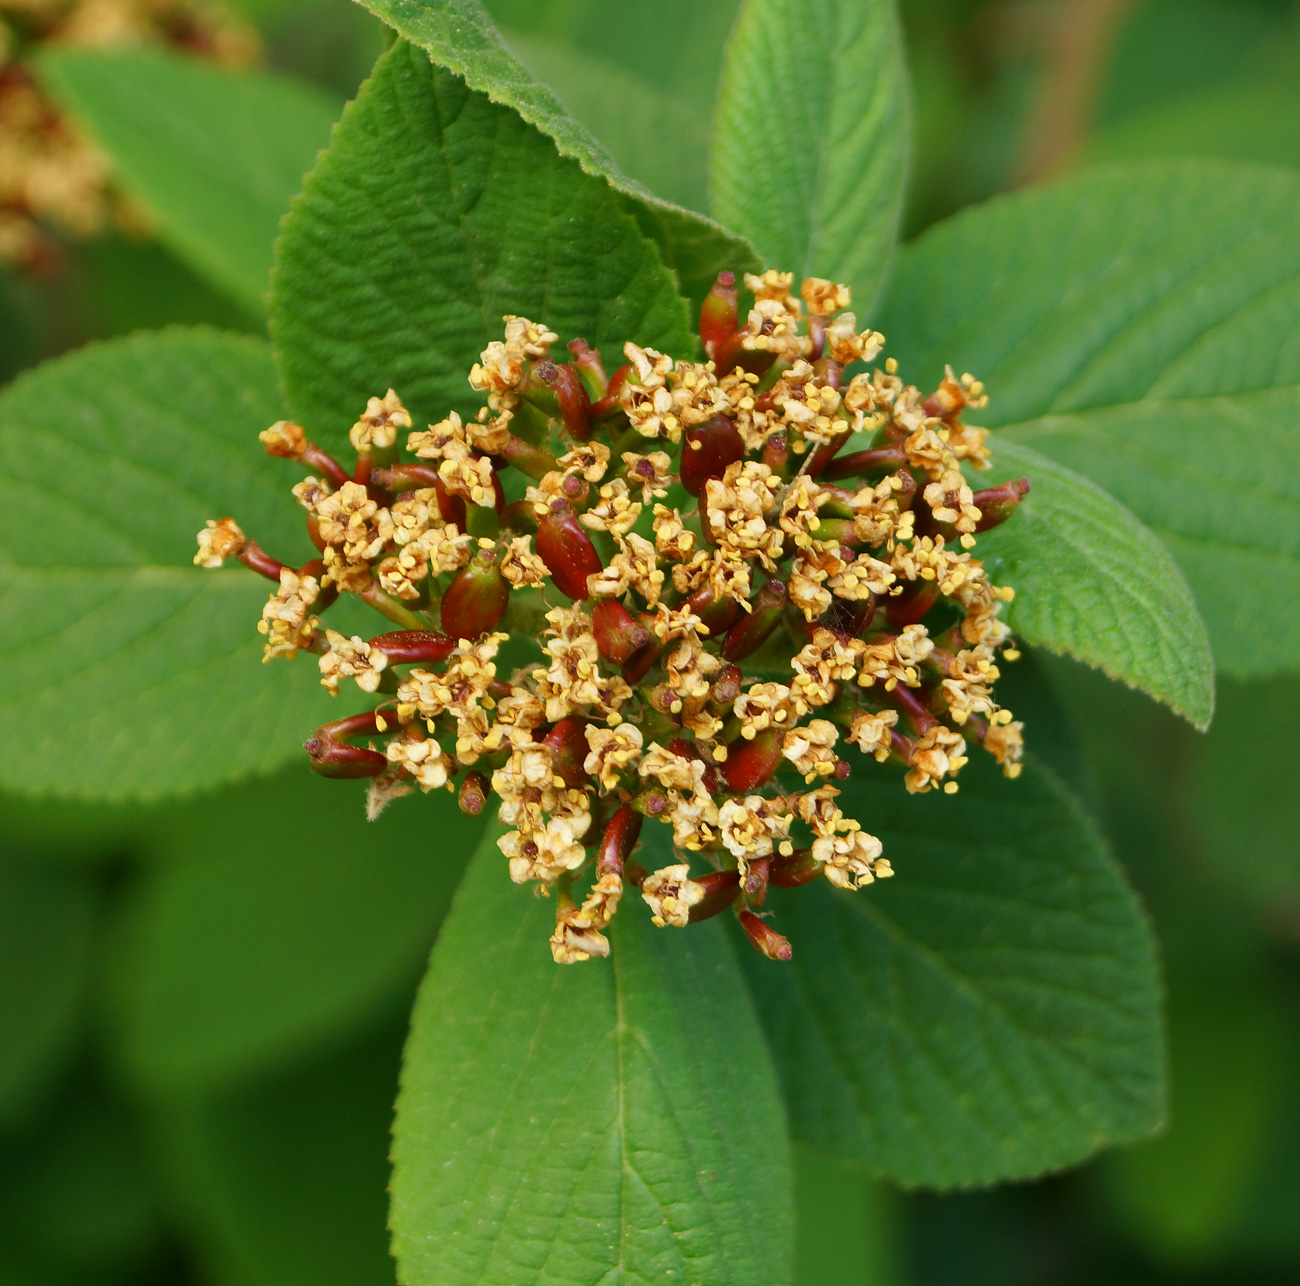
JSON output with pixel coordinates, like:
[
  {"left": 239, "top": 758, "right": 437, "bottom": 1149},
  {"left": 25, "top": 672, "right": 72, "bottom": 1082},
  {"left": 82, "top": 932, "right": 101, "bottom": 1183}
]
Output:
[{"left": 641, "top": 864, "right": 705, "bottom": 928}]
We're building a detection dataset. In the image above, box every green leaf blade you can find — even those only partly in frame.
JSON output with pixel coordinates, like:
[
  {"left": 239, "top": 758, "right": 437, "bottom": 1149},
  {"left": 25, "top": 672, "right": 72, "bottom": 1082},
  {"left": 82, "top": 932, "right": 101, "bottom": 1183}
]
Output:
[
  {"left": 977, "top": 438, "right": 1213, "bottom": 728},
  {"left": 391, "top": 827, "right": 793, "bottom": 1286},
  {"left": 272, "top": 41, "right": 696, "bottom": 446},
  {"left": 877, "top": 160, "right": 1300, "bottom": 678},
  {"left": 346, "top": 0, "right": 760, "bottom": 305},
  {"left": 745, "top": 758, "right": 1164, "bottom": 1188},
  {"left": 0, "top": 329, "right": 335, "bottom": 801},
  {"left": 38, "top": 47, "right": 340, "bottom": 315},
  {"left": 712, "top": 0, "right": 910, "bottom": 309}
]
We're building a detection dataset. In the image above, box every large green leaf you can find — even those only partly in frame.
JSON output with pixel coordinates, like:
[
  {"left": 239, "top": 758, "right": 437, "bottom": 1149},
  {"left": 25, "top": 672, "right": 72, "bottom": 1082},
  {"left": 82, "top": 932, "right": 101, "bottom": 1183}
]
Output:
[
  {"left": 153, "top": 1019, "right": 402, "bottom": 1286},
  {"left": 0, "top": 862, "right": 97, "bottom": 1125},
  {"left": 712, "top": 0, "right": 910, "bottom": 311},
  {"left": 743, "top": 756, "right": 1163, "bottom": 1188},
  {"left": 343, "top": 0, "right": 758, "bottom": 306},
  {"left": 877, "top": 160, "right": 1300, "bottom": 678},
  {"left": 390, "top": 826, "right": 793, "bottom": 1286},
  {"left": 110, "top": 767, "right": 480, "bottom": 1092},
  {"left": 0, "top": 329, "right": 335, "bottom": 801},
  {"left": 977, "top": 438, "right": 1213, "bottom": 728},
  {"left": 39, "top": 47, "right": 340, "bottom": 316},
  {"left": 272, "top": 40, "right": 697, "bottom": 445}
]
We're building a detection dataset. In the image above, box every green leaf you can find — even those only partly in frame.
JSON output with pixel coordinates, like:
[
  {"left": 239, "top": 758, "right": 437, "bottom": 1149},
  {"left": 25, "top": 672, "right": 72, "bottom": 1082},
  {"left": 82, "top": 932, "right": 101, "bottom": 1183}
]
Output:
[
  {"left": 110, "top": 767, "right": 480, "bottom": 1092},
  {"left": 712, "top": 0, "right": 910, "bottom": 310},
  {"left": 976, "top": 437, "right": 1213, "bottom": 728},
  {"left": 343, "top": 0, "right": 759, "bottom": 306},
  {"left": 502, "top": 30, "right": 710, "bottom": 213},
  {"left": 877, "top": 160, "right": 1300, "bottom": 679},
  {"left": 154, "top": 1019, "right": 403, "bottom": 1286},
  {"left": 743, "top": 756, "right": 1163, "bottom": 1188},
  {"left": 272, "top": 40, "right": 696, "bottom": 447},
  {"left": 793, "top": 1143, "right": 897, "bottom": 1286},
  {"left": 38, "top": 47, "right": 340, "bottom": 315},
  {"left": 390, "top": 825, "right": 793, "bottom": 1286},
  {"left": 1188, "top": 675, "right": 1300, "bottom": 905},
  {"left": 0, "top": 862, "right": 97, "bottom": 1125},
  {"left": 0, "top": 328, "right": 337, "bottom": 801},
  {"left": 1101, "top": 971, "right": 1288, "bottom": 1266}
]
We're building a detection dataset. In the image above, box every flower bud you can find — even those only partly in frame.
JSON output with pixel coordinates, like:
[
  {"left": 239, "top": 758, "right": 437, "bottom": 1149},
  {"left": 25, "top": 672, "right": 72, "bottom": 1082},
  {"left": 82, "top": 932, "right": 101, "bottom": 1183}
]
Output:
[
  {"left": 699, "top": 271, "right": 738, "bottom": 362},
  {"left": 543, "top": 716, "right": 591, "bottom": 788},
  {"left": 769, "top": 847, "right": 823, "bottom": 888},
  {"left": 684, "top": 583, "right": 739, "bottom": 638},
  {"left": 434, "top": 475, "right": 467, "bottom": 528},
  {"left": 458, "top": 770, "right": 489, "bottom": 815},
  {"left": 680, "top": 416, "right": 745, "bottom": 497},
  {"left": 738, "top": 909, "right": 793, "bottom": 961},
  {"left": 621, "top": 633, "right": 662, "bottom": 686},
  {"left": 884, "top": 580, "right": 940, "bottom": 629},
  {"left": 974, "top": 477, "right": 1030, "bottom": 531},
  {"left": 687, "top": 870, "right": 742, "bottom": 923},
  {"left": 743, "top": 855, "right": 770, "bottom": 907},
  {"left": 440, "top": 550, "right": 509, "bottom": 639},
  {"left": 368, "top": 629, "right": 456, "bottom": 665},
  {"left": 538, "top": 360, "right": 593, "bottom": 442},
  {"left": 304, "top": 712, "right": 388, "bottom": 779},
  {"left": 722, "top": 727, "right": 783, "bottom": 793},
  {"left": 597, "top": 803, "right": 642, "bottom": 877},
  {"left": 536, "top": 501, "right": 604, "bottom": 600},
  {"left": 592, "top": 599, "right": 651, "bottom": 664},
  {"left": 721, "top": 577, "right": 787, "bottom": 662}
]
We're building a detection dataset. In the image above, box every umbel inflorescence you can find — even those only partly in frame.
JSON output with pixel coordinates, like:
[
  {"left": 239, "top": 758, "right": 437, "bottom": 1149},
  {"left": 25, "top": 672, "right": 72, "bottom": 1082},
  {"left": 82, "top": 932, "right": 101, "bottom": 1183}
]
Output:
[{"left": 198, "top": 271, "right": 1030, "bottom": 964}]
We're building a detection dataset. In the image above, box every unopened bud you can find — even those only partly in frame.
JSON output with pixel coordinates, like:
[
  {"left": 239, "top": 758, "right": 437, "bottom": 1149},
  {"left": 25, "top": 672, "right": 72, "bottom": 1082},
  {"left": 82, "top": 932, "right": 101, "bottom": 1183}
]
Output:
[
  {"left": 304, "top": 711, "right": 388, "bottom": 779},
  {"left": 687, "top": 870, "right": 742, "bottom": 923},
  {"left": 597, "top": 803, "right": 643, "bottom": 877},
  {"left": 685, "top": 583, "right": 739, "bottom": 638},
  {"left": 543, "top": 716, "right": 591, "bottom": 788},
  {"left": 721, "top": 727, "right": 782, "bottom": 793},
  {"left": 536, "top": 502, "right": 605, "bottom": 600},
  {"left": 738, "top": 909, "right": 793, "bottom": 961},
  {"left": 458, "top": 770, "right": 489, "bottom": 815},
  {"left": 680, "top": 416, "right": 745, "bottom": 496},
  {"left": 884, "top": 579, "right": 940, "bottom": 629},
  {"left": 974, "top": 477, "right": 1030, "bottom": 531},
  {"left": 621, "top": 633, "right": 662, "bottom": 686},
  {"left": 592, "top": 599, "right": 651, "bottom": 664},
  {"left": 435, "top": 475, "right": 467, "bottom": 528},
  {"left": 699, "top": 271, "right": 738, "bottom": 362},
  {"left": 769, "top": 847, "right": 823, "bottom": 888},
  {"left": 743, "top": 855, "right": 770, "bottom": 907},
  {"left": 721, "top": 577, "right": 787, "bottom": 662},
  {"left": 367, "top": 629, "right": 456, "bottom": 665},
  {"left": 541, "top": 361, "right": 593, "bottom": 442},
  {"left": 439, "top": 550, "right": 509, "bottom": 639}
]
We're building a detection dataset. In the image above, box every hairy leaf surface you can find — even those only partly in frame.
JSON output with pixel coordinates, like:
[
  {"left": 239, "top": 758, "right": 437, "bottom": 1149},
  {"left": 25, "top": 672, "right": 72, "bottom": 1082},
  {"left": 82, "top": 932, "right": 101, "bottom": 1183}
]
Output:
[
  {"left": 391, "top": 826, "right": 793, "bottom": 1286},
  {"left": 745, "top": 757, "right": 1163, "bottom": 1187},
  {"left": 977, "top": 438, "right": 1213, "bottom": 727},
  {"left": 110, "top": 768, "right": 479, "bottom": 1091},
  {"left": 345, "top": 0, "right": 758, "bottom": 304},
  {"left": 40, "top": 47, "right": 339, "bottom": 315},
  {"left": 712, "top": 0, "right": 909, "bottom": 311},
  {"left": 878, "top": 160, "right": 1300, "bottom": 677},
  {"left": 273, "top": 41, "right": 695, "bottom": 445},
  {"left": 0, "top": 329, "right": 334, "bottom": 800}
]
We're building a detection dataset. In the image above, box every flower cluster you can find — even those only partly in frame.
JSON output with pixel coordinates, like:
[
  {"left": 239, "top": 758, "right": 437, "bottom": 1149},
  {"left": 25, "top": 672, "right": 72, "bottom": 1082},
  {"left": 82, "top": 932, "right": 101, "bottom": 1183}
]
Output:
[
  {"left": 0, "top": 0, "right": 257, "bottom": 268},
  {"left": 199, "top": 270, "right": 1029, "bottom": 964}
]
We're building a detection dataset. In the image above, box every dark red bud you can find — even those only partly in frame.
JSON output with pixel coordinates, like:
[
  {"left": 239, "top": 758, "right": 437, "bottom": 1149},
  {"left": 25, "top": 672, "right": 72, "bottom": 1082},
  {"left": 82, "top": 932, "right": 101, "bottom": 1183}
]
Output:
[
  {"left": 680, "top": 415, "right": 745, "bottom": 497},
  {"left": 621, "top": 634, "right": 662, "bottom": 686},
  {"left": 368, "top": 629, "right": 456, "bottom": 665},
  {"left": 684, "top": 583, "right": 739, "bottom": 638},
  {"left": 974, "top": 477, "right": 1030, "bottom": 531},
  {"left": 590, "top": 363, "right": 632, "bottom": 419},
  {"left": 542, "top": 362, "right": 593, "bottom": 442},
  {"left": 769, "top": 847, "right": 824, "bottom": 888},
  {"left": 440, "top": 552, "right": 510, "bottom": 639},
  {"left": 304, "top": 711, "right": 389, "bottom": 779},
  {"left": 434, "top": 475, "right": 467, "bottom": 528},
  {"left": 688, "top": 870, "right": 743, "bottom": 923},
  {"left": 722, "top": 728, "right": 783, "bottom": 793},
  {"left": 592, "top": 599, "right": 652, "bottom": 664},
  {"left": 597, "top": 804, "right": 643, "bottom": 877},
  {"left": 821, "top": 444, "right": 908, "bottom": 483},
  {"left": 806, "top": 428, "right": 852, "bottom": 480},
  {"left": 738, "top": 909, "right": 793, "bottom": 961},
  {"left": 457, "top": 771, "right": 488, "bottom": 815},
  {"left": 699, "top": 271, "right": 738, "bottom": 361},
  {"left": 721, "top": 578, "right": 787, "bottom": 662},
  {"left": 543, "top": 716, "right": 591, "bottom": 788},
  {"left": 885, "top": 579, "right": 941, "bottom": 629},
  {"left": 743, "top": 856, "right": 770, "bottom": 907},
  {"left": 536, "top": 503, "right": 604, "bottom": 600}
]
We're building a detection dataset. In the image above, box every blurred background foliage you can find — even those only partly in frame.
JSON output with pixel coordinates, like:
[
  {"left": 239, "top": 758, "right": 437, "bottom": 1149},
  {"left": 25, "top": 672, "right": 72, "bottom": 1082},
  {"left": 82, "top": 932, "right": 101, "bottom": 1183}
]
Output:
[{"left": 2, "top": 0, "right": 1300, "bottom": 1282}]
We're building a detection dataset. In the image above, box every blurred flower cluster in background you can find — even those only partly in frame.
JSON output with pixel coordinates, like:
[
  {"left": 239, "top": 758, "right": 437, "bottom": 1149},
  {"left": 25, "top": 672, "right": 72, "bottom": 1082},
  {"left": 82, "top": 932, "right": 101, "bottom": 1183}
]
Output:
[{"left": 3, "top": 2, "right": 1299, "bottom": 1284}]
